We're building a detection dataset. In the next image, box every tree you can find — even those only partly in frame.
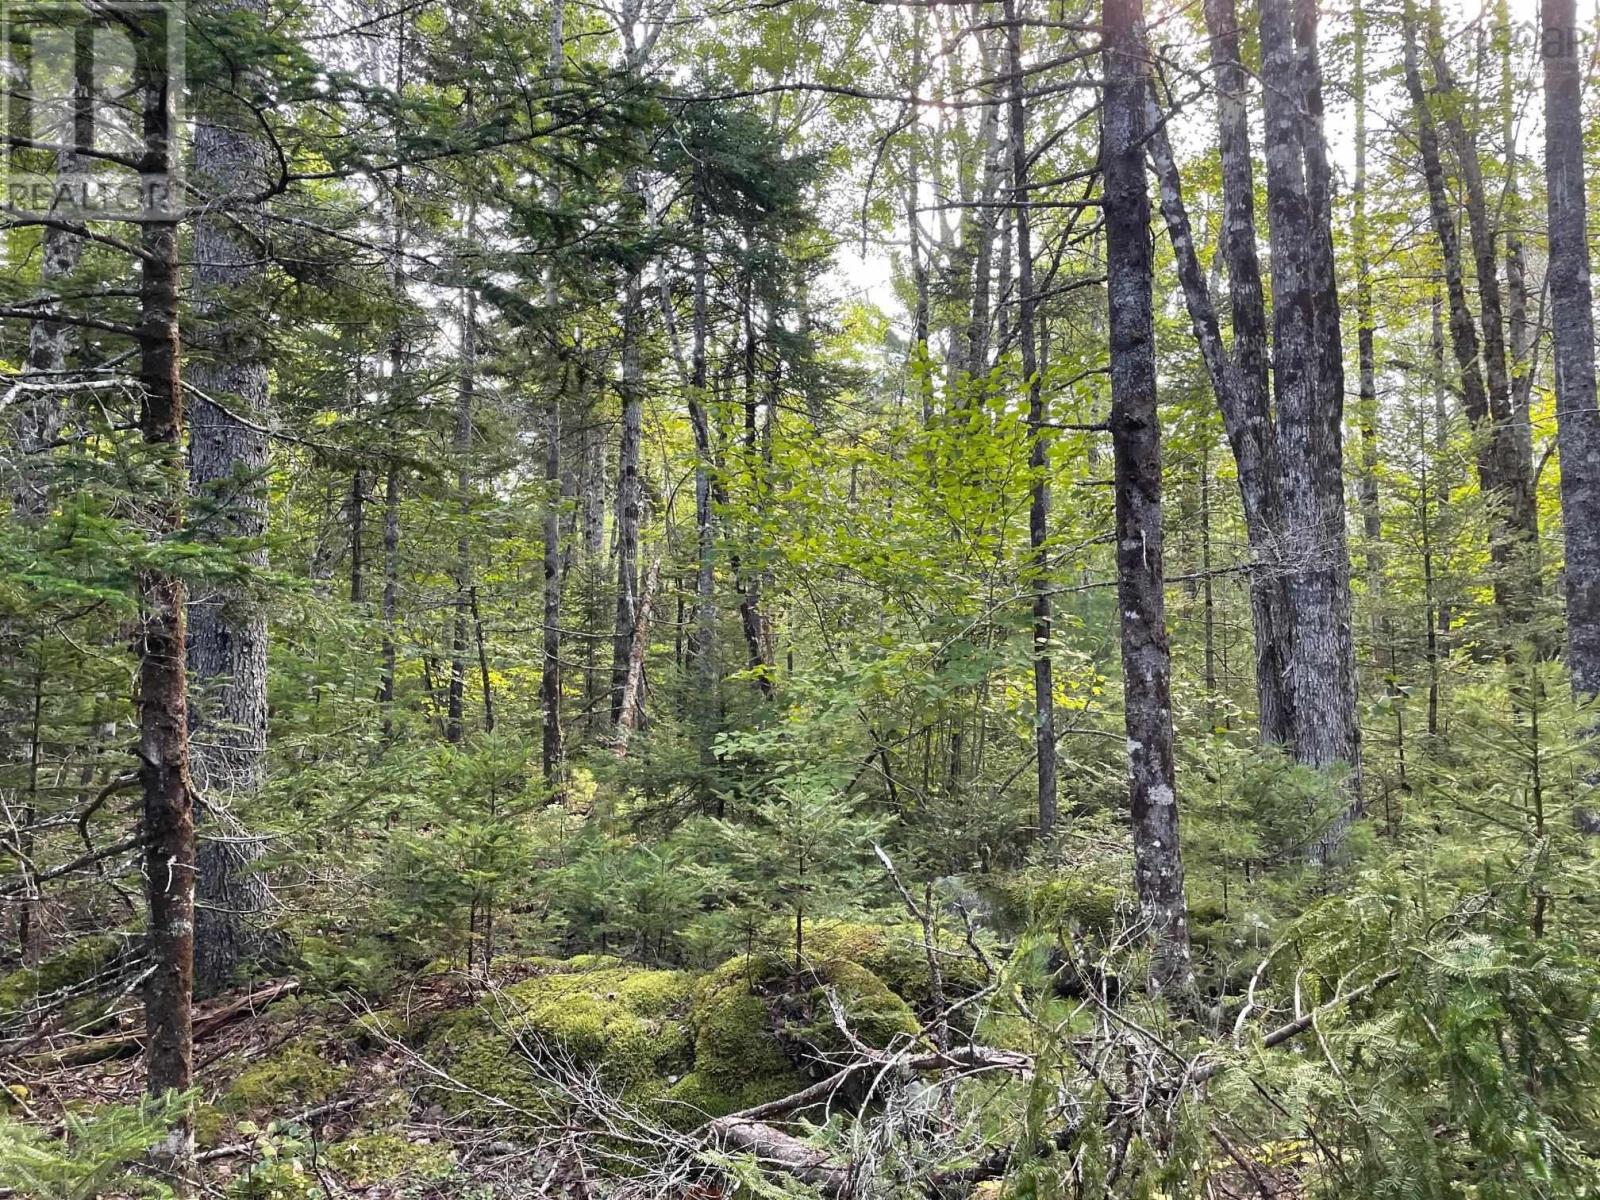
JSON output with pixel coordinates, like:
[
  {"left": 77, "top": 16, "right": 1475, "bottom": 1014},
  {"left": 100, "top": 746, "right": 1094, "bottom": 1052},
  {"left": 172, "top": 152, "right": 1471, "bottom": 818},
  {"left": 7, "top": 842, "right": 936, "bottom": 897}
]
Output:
[
  {"left": 1401, "top": 0, "right": 1540, "bottom": 639},
  {"left": 1542, "top": 0, "right": 1600, "bottom": 697},
  {"left": 133, "top": 5, "right": 195, "bottom": 1182},
  {"left": 1003, "top": 0, "right": 1057, "bottom": 842},
  {"left": 186, "top": 0, "right": 276, "bottom": 998},
  {"left": 1103, "top": 0, "right": 1189, "bottom": 993}
]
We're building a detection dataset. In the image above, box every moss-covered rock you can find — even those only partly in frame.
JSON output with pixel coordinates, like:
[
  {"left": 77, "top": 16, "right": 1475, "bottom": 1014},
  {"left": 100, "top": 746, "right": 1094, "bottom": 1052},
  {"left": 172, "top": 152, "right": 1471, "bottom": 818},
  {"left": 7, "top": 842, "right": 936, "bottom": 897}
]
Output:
[
  {"left": 424, "top": 961, "right": 693, "bottom": 1118},
  {"left": 324, "top": 1131, "right": 455, "bottom": 1187},
  {"left": 687, "top": 956, "right": 804, "bottom": 1109},
  {"left": 678, "top": 950, "right": 921, "bottom": 1122},
  {"left": 222, "top": 1038, "right": 350, "bottom": 1115},
  {"left": 803, "top": 920, "right": 988, "bottom": 1014},
  {"left": 0, "top": 934, "right": 127, "bottom": 1019},
  {"left": 350, "top": 1007, "right": 413, "bottom": 1048},
  {"left": 1030, "top": 876, "right": 1122, "bottom": 936},
  {"left": 780, "top": 959, "right": 921, "bottom": 1056}
]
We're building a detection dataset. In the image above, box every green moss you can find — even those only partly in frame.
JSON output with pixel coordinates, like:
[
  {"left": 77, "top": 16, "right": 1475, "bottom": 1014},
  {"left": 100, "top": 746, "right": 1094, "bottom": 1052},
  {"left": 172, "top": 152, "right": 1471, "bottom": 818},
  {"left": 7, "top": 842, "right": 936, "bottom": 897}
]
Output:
[
  {"left": 350, "top": 1007, "right": 412, "bottom": 1048},
  {"left": 324, "top": 1131, "right": 454, "bottom": 1187},
  {"left": 791, "top": 959, "right": 920, "bottom": 1052},
  {"left": 0, "top": 934, "right": 124, "bottom": 1017},
  {"left": 193, "top": 1102, "right": 227, "bottom": 1150},
  {"left": 426, "top": 1027, "right": 553, "bottom": 1117},
  {"left": 563, "top": 953, "right": 626, "bottom": 972},
  {"left": 804, "top": 921, "right": 987, "bottom": 1013},
  {"left": 222, "top": 1039, "right": 349, "bottom": 1115},
  {"left": 1029, "top": 876, "right": 1122, "bottom": 936},
  {"left": 687, "top": 952, "right": 918, "bottom": 1112},
  {"left": 689, "top": 955, "right": 799, "bottom": 1097},
  {"left": 653, "top": 1069, "right": 803, "bottom": 1128},
  {"left": 425, "top": 963, "right": 693, "bottom": 1118}
]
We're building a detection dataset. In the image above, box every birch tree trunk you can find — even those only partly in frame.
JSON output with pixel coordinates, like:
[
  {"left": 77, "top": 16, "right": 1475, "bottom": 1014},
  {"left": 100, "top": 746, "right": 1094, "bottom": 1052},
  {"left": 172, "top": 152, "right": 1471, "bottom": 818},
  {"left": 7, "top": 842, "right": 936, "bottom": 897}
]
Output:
[
  {"left": 611, "top": 256, "right": 645, "bottom": 725},
  {"left": 1542, "top": 0, "right": 1600, "bottom": 696},
  {"left": 1102, "top": 0, "right": 1190, "bottom": 993}
]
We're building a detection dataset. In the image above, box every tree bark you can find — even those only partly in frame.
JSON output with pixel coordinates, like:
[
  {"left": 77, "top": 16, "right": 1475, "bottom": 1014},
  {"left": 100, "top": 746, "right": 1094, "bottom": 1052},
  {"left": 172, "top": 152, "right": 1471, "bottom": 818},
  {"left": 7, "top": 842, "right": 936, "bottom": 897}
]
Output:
[
  {"left": 1196, "top": 0, "right": 1294, "bottom": 747},
  {"left": 1352, "top": 0, "right": 1384, "bottom": 647},
  {"left": 1103, "top": 0, "right": 1190, "bottom": 994},
  {"left": 1427, "top": 7, "right": 1539, "bottom": 627},
  {"left": 187, "top": 0, "right": 275, "bottom": 1000},
  {"left": 135, "top": 9, "right": 194, "bottom": 1183},
  {"left": 447, "top": 269, "right": 475, "bottom": 744},
  {"left": 612, "top": 251, "right": 645, "bottom": 725},
  {"left": 962, "top": 31, "right": 1005, "bottom": 390},
  {"left": 540, "top": 1, "right": 565, "bottom": 785},
  {"left": 612, "top": 557, "right": 661, "bottom": 758},
  {"left": 1259, "top": 0, "right": 1361, "bottom": 858},
  {"left": 1402, "top": 1, "right": 1538, "bottom": 634},
  {"left": 686, "top": 174, "right": 718, "bottom": 690},
  {"left": 1542, "top": 0, "right": 1600, "bottom": 696},
  {"left": 1003, "top": 0, "right": 1056, "bottom": 843},
  {"left": 380, "top": 462, "right": 401, "bottom": 737}
]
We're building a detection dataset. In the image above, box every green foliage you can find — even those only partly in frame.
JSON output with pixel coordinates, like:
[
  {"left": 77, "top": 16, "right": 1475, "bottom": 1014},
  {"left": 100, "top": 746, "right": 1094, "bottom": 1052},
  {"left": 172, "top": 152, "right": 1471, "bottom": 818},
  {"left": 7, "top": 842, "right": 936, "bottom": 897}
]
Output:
[
  {"left": 377, "top": 734, "right": 547, "bottom": 967},
  {"left": 0, "top": 1093, "right": 189, "bottom": 1199},
  {"left": 709, "top": 771, "right": 888, "bottom": 967}
]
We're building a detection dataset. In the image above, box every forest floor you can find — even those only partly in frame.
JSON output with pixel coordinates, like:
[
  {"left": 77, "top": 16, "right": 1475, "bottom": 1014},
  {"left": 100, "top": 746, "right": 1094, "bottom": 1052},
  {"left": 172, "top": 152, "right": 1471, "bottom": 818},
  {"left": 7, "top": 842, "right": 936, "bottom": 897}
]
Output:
[
  {"left": 3, "top": 932, "right": 1299, "bottom": 1198},
  {"left": 5, "top": 965, "right": 569, "bottom": 1197}
]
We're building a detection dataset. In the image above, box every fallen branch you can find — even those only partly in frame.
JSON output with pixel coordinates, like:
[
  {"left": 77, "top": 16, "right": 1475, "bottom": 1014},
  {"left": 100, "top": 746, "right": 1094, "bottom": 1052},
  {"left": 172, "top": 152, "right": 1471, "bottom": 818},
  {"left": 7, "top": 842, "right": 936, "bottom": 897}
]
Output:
[
  {"left": 19, "top": 977, "right": 300, "bottom": 1068},
  {"left": 706, "top": 1116, "right": 852, "bottom": 1197}
]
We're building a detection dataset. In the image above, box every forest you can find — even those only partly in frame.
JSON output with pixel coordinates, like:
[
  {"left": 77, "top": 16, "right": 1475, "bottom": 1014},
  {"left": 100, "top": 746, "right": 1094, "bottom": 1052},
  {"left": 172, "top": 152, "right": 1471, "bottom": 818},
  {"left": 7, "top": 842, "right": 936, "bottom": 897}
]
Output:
[{"left": 2, "top": 0, "right": 1599, "bottom": 1194}]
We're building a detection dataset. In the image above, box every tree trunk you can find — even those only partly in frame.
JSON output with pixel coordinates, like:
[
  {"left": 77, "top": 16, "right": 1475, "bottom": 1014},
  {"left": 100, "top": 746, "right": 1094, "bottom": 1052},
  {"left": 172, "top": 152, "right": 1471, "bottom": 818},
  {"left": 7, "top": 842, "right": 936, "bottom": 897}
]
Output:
[
  {"left": 1352, "top": 0, "right": 1384, "bottom": 650},
  {"left": 686, "top": 175, "right": 718, "bottom": 690},
  {"left": 12, "top": 20, "right": 91, "bottom": 515},
  {"left": 1260, "top": 0, "right": 1360, "bottom": 858},
  {"left": 135, "top": 9, "right": 194, "bottom": 1183},
  {"left": 1003, "top": 0, "right": 1056, "bottom": 843},
  {"left": 1103, "top": 0, "right": 1190, "bottom": 994},
  {"left": 186, "top": 0, "right": 275, "bottom": 1001},
  {"left": 1542, "top": 0, "right": 1600, "bottom": 697},
  {"left": 1402, "top": 1, "right": 1538, "bottom": 634},
  {"left": 1196, "top": 0, "right": 1294, "bottom": 747},
  {"left": 349, "top": 467, "right": 365, "bottom": 603},
  {"left": 379, "top": 11, "right": 408, "bottom": 742},
  {"left": 612, "top": 255, "right": 645, "bottom": 725},
  {"left": 1426, "top": 6, "right": 1539, "bottom": 628},
  {"left": 613, "top": 557, "right": 661, "bottom": 757},
  {"left": 380, "top": 462, "right": 401, "bottom": 737},
  {"left": 540, "top": 2, "right": 565, "bottom": 785},
  {"left": 963, "top": 32, "right": 1005, "bottom": 389},
  {"left": 447, "top": 274, "right": 475, "bottom": 744}
]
